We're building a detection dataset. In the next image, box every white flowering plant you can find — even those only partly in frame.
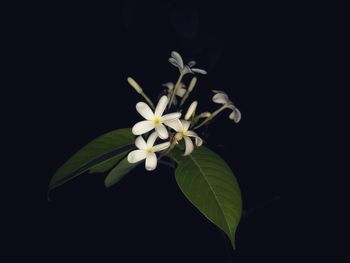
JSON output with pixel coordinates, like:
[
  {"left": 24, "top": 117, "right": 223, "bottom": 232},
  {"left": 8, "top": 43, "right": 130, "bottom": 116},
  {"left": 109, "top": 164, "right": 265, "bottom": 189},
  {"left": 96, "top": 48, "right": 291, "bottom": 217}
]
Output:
[{"left": 49, "top": 51, "right": 242, "bottom": 250}]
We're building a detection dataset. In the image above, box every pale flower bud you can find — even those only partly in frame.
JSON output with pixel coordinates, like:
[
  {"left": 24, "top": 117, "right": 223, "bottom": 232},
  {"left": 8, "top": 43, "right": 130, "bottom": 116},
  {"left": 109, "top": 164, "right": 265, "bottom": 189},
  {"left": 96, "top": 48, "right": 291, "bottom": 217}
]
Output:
[
  {"left": 185, "top": 101, "right": 198, "bottom": 120},
  {"left": 188, "top": 77, "right": 197, "bottom": 93},
  {"left": 127, "top": 77, "right": 143, "bottom": 94}
]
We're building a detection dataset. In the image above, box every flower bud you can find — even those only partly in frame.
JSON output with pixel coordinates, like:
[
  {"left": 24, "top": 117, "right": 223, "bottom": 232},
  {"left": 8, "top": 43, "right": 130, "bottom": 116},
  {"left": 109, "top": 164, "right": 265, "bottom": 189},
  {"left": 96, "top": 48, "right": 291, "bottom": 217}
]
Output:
[
  {"left": 185, "top": 101, "right": 198, "bottom": 120},
  {"left": 127, "top": 77, "right": 143, "bottom": 94},
  {"left": 188, "top": 77, "right": 197, "bottom": 93}
]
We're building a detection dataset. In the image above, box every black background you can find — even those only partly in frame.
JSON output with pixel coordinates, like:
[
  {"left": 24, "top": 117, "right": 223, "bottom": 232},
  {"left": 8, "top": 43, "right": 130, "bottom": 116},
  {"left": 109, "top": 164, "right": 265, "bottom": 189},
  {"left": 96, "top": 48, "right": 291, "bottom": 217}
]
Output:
[{"left": 6, "top": 1, "right": 331, "bottom": 262}]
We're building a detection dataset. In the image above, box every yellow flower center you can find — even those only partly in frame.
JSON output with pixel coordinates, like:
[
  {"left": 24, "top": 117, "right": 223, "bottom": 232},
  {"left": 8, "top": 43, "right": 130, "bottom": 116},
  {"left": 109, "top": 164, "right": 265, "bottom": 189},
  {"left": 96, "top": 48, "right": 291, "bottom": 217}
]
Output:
[
  {"left": 146, "top": 147, "right": 154, "bottom": 154},
  {"left": 153, "top": 117, "right": 162, "bottom": 126},
  {"left": 182, "top": 131, "right": 189, "bottom": 137}
]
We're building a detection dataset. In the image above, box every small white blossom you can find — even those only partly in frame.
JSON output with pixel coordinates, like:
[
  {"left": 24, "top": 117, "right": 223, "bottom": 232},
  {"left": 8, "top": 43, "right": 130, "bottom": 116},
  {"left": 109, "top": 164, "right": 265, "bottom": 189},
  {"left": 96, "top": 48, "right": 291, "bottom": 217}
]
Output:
[
  {"left": 212, "top": 90, "right": 241, "bottom": 123},
  {"left": 167, "top": 119, "right": 203, "bottom": 156},
  {"left": 132, "top": 96, "right": 181, "bottom": 139},
  {"left": 127, "top": 132, "right": 170, "bottom": 171},
  {"left": 169, "top": 51, "right": 207, "bottom": 75}
]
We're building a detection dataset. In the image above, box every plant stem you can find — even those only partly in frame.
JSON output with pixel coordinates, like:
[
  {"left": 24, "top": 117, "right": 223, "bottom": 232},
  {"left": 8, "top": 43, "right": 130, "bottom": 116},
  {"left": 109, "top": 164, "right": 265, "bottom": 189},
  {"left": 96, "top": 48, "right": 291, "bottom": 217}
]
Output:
[
  {"left": 193, "top": 105, "right": 227, "bottom": 129},
  {"left": 141, "top": 92, "right": 155, "bottom": 110},
  {"left": 168, "top": 71, "right": 184, "bottom": 109}
]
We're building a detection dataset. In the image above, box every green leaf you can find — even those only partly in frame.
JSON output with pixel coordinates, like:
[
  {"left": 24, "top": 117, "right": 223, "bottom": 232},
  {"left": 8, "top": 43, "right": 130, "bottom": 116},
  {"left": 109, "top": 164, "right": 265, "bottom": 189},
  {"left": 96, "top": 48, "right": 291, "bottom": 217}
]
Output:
[
  {"left": 169, "top": 146, "right": 242, "bottom": 249},
  {"left": 88, "top": 154, "right": 125, "bottom": 174},
  {"left": 104, "top": 157, "right": 139, "bottom": 188},
  {"left": 49, "top": 128, "right": 135, "bottom": 190}
]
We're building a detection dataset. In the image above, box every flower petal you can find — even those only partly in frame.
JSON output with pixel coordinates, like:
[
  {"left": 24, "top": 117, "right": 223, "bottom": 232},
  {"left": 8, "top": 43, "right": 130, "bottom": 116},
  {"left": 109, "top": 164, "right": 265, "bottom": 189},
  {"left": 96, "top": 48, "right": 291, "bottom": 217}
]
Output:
[
  {"left": 165, "top": 119, "right": 183, "bottom": 132},
  {"left": 229, "top": 108, "right": 242, "bottom": 123},
  {"left": 155, "top": 96, "right": 168, "bottom": 117},
  {"left": 212, "top": 90, "right": 225, "bottom": 94},
  {"left": 145, "top": 153, "right": 157, "bottom": 171},
  {"left": 187, "top": 60, "right": 196, "bottom": 67},
  {"left": 195, "top": 137, "right": 203, "bottom": 147},
  {"left": 187, "top": 131, "right": 203, "bottom": 146},
  {"left": 155, "top": 124, "right": 169, "bottom": 139},
  {"left": 212, "top": 93, "right": 231, "bottom": 105},
  {"left": 183, "top": 65, "right": 192, "bottom": 75},
  {"left": 127, "top": 150, "right": 147, "bottom": 163},
  {"left": 191, "top": 68, "right": 207, "bottom": 75},
  {"left": 180, "top": 120, "right": 191, "bottom": 131},
  {"left": 162, "top": 112, "right": 181, "bottom": 122},
  {"left": 132, "top": 120, "right": 154, "bottom": 135},
  {"left": 162, "top": 82, "right": 174, "bottom": 90},
  {"left": 183, "top": 137, "right": 194, "bottom": 156},
  {"left": 146, "top": 131, "right": 158, "bottom": 148},
  {"left": 174, "top": 132, "right": 183, "bottom": 142},
  {"left": 135, "top": 136, "right": 147, "bottom": 150},
  {"left": 169, "top": 57, "right": 180, "bottom": 68},
  {"left": 136, "top": 102, "right": 154, "bottom": 120},
  {"left": 176, "top": 87, "right": 187, "bottom": 97},
  {"left": 171, "top": 51, "right": 184, "bottom": 69},
  {"left": 153, "top": 142, "right": 171, "bottom": 152}
]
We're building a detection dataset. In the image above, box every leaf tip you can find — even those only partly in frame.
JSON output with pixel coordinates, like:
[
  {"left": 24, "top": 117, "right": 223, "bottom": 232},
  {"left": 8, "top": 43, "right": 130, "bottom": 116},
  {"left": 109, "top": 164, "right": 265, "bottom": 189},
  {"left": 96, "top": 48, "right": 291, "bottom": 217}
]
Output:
[
  {"left": 230, "top": 238, "right": 237, "bottom": 250},
  {"left": 104, "top": 179, "right": 111, "bottom": 188}
]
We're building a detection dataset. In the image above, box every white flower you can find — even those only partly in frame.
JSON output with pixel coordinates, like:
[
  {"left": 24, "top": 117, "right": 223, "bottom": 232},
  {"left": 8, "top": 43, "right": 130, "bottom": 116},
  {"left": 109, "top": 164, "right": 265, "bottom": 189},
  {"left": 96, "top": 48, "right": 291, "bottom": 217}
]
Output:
[
  {"left": 163, "top": 82, "right": 187, "bottom": 98},
  {"left": 169, "top": 51, "right": 207, "bottom": 75},
  {"left": 167, "top": 119, "right": 203, "bottom": 156},
  {"left": 132, "top": 96, "right": 181, "bottom": 139},
  {"left": 212, "top": 90, "right": 241, "bottom": 123},
  {"left": 127, "top": 132, "right": 170, "bottom": 171}
]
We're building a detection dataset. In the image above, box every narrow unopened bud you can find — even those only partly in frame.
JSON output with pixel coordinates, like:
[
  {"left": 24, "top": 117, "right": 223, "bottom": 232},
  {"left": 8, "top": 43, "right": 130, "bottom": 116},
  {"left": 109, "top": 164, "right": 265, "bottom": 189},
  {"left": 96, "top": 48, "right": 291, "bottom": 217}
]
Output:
[
  {"left": 185, "top": 101, "right": 198, "bottom": 120},
  {"left": 188, "top": 77, "right": 197, "bottom": 93},
  {"left": 127, "top": 77, "right": 143, "bottom": 94}
]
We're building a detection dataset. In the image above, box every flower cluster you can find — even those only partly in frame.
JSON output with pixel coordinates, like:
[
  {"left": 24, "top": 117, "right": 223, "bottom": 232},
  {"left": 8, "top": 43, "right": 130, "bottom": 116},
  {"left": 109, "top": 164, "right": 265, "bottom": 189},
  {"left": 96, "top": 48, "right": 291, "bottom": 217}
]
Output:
[{"left": 127, "top": 51, "right": 241, "bottom": 171}]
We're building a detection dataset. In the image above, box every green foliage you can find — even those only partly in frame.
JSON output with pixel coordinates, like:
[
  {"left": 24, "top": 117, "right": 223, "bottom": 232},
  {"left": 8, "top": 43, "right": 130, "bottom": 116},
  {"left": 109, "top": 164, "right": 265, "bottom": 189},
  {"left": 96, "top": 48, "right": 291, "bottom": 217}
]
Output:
[
  {"left": 49, "top": 128, "right": 242, "bottom": 250},
  {"left": 104, "top": 157, "right": 139, "bottom": 188},
  {"left": 88, "top": 155, "right": 125, "bottom": 174},
  {"left": 169, "top": 146, "right": 242, "bottom": 249},
  {"left": 49, "top": 128, "right": 134, "bottom": 190}
]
